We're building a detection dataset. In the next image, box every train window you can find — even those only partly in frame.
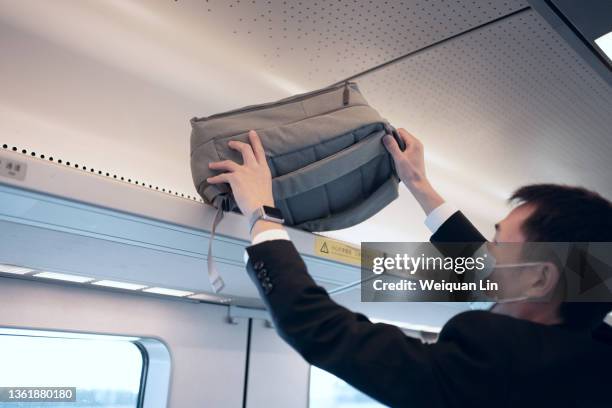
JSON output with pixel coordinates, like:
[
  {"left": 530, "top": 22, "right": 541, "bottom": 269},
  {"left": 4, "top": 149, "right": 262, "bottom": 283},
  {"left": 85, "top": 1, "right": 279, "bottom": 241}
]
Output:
[
  {"left": 0, "top": 329, "right": 145, "bottom": 407},
  {"left": 309, "top": 366, "right": 385, "bottom": 408}
]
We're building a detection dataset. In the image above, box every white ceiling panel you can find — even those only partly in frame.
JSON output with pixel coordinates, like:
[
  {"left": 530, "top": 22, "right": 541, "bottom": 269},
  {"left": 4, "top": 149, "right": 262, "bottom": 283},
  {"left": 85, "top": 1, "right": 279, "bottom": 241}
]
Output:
[{"left": 1, "top": 0, "right": 610, "bottom": 245}]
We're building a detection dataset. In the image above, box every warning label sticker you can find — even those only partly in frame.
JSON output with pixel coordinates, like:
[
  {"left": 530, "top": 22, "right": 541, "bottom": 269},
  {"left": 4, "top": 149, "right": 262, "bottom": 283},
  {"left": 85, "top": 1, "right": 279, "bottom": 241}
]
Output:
[{"left": 314, "top": 236, "right": 361, "bottom": 266}]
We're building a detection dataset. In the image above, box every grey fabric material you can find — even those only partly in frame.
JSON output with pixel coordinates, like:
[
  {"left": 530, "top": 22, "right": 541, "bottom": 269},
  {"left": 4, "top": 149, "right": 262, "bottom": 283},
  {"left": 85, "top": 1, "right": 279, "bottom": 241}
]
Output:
[
  {"left": 271, "top": 126, "right": 387, "bottom": 199},
  {"left": 190, "top": 82, "right": 399, "bottom": 232},
  {"left": 207, "top": 199, "right": 226, "bottom": 293},
  {"left": 295, "top": 177, "right": 399, "bottom": 231}
]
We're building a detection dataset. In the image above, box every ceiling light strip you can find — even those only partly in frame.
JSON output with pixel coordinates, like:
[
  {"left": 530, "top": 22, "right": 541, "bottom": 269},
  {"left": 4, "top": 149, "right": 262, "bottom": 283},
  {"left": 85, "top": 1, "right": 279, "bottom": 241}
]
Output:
[
  {"left": 33, "top": 271, "right": 95, "bottom": 283},
  {"left": 0, "top": 264, "right": 35, "bottom": 274},
  {"left": 4, "top": 264, "right": 216, "bottom": 301},
  {"left": 143, "top": 287, "right": 194, "bottom": 297},
  {"left": 92, "top": 280, "right": 149, "bottom": 291}
]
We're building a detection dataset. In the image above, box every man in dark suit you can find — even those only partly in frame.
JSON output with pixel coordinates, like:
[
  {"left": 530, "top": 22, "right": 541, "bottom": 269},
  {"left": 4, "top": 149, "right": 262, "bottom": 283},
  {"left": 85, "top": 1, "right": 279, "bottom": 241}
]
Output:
[{"left": 207, "top": 129, "right": 612, "bottom": 407}]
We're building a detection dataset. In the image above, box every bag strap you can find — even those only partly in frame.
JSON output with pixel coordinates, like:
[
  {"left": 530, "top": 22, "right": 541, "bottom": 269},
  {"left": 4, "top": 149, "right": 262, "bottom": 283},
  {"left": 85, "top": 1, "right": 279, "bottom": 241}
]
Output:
[
  {"left": 295, "top": 176, "right": 399, "bottom": 232},
  {"left": 271, "top": 129, "right": 388, "bottom": 200},
  {"left": 206, "top": 195, "right": 229, "bottom": 293}
]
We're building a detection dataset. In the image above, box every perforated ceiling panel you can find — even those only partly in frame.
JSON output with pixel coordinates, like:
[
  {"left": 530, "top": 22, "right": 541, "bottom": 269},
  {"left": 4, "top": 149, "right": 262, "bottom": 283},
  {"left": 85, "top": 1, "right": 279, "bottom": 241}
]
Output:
[
  {"left": 1, "top": 0, "right": 610, "bottom": 244},
  {"left": 357, "top": 8, "right": 612, "bottom": 212},
  {"left": 179, "top": 0, "right": 528, "bottom": 86}
]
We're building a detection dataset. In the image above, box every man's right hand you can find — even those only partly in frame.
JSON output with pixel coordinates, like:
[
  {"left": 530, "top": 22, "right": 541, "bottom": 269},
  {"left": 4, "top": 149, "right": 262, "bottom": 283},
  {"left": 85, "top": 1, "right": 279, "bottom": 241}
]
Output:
[{"left": 383, "top": 128, "right": 445, "bottom": 215}]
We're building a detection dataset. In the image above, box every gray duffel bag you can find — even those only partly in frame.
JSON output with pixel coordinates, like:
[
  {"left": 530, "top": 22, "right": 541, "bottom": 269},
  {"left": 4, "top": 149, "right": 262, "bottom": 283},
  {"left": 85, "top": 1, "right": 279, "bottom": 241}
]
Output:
[
  {"left": 191, "top": 81, "right": 404, "bottom": 231},
  {"left": 190, "top": 82, "right": 404, "bottom": 291}
]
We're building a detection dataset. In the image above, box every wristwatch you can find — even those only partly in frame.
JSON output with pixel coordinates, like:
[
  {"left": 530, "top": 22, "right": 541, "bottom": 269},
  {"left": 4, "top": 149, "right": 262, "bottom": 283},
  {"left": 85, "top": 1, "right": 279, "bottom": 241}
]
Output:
[{"left": 249, "top": 205, "right": 285, "bottom": 233}]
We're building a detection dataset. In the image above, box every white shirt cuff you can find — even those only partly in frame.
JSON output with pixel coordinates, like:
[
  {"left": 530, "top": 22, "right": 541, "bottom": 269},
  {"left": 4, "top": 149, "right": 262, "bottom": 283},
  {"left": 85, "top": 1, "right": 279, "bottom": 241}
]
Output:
[
  {"left": 424, "top": 202, "right": 458, "bottom": 234},
  {"left": 251, "top": 228, "right": 291, "bottom": 245}
]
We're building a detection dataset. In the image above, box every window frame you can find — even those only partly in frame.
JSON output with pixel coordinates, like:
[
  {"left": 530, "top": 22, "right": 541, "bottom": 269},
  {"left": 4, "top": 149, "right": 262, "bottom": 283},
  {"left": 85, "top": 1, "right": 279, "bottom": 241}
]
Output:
[{"left": 0, "top": 327, "right": 171, "bottom": 408}]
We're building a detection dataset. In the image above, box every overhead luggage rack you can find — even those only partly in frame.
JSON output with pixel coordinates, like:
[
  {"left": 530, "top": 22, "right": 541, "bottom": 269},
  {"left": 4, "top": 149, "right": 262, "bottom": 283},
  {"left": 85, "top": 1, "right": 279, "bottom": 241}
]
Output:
[{"left": 0, "top": 146, "right": 361, "bottom": 307}]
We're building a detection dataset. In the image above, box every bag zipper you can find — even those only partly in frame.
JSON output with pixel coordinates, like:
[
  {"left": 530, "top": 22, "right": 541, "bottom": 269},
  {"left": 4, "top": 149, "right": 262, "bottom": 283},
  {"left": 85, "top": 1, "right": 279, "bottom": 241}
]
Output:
[
  {"left": 342, "top": 81, "right": 350, "bottom": 106},
  {"left": 193, "top": 81, "right": 356, "bottom": 122}
]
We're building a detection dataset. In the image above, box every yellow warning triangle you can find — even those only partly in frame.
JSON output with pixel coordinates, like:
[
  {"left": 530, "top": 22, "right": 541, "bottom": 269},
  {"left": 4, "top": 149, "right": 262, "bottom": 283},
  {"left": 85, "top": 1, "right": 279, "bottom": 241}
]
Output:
[{"left": 320, "top": 242, "right": 329, "bottom": 253}]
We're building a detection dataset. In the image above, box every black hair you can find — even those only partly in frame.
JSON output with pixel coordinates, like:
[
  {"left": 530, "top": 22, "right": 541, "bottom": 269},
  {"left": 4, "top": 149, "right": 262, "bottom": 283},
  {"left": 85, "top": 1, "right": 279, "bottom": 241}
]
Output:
[{"left": 510, "top": 184, "right": 612, "bottom": 329}]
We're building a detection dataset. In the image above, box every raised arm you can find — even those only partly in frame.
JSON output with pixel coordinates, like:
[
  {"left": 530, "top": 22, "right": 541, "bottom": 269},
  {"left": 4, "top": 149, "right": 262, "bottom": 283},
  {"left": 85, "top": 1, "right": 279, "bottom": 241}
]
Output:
[
  {"left": 383, "top": 129, "right": 486, "bottom": 243},
  {"left": 245, "top": 239, "right": 445, "bottom": 407},
  {"left": 206, "top": 130, "right": 444, "bottom": 406},
  {"left": 382, "top": 128, "right": 445, "bottom": 216},
  {"left": 207, "top": 129, "right": 500, "bottom": 407}
]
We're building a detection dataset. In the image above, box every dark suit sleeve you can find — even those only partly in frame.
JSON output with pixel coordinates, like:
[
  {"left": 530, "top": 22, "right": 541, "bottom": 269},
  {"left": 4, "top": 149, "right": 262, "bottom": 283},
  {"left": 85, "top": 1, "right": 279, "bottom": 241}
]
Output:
[
  {"left": 246, "top": 240, "right": 505, "bottom": 408},
  {"left": 429, "top": 211, "right": 487, "bottom": 301},
  {"left": 430, "top": 211, "right": 487, "bottom": 243}
]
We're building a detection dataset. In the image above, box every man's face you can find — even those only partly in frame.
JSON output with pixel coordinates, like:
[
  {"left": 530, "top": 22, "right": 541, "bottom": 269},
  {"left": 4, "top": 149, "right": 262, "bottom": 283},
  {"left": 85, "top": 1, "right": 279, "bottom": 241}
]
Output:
[
  {"left": 487, "top": 203, "right": 535, "bottom": 270},
  {"left": 493, "top": 203, "right": 535, "bottom": 244},
  {"left": 486, "top": 203, "right": 560, "bottom": 317},
  {"left": 483, "top": 204, "right": 538, "bottom": 302}
]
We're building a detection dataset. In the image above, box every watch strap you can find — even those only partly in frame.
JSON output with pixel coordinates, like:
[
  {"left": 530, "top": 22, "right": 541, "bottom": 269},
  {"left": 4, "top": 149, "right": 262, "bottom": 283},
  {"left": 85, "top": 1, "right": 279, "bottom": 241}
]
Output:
[{"left": 248, "top": 206, "right": 284, "bottom": 233}]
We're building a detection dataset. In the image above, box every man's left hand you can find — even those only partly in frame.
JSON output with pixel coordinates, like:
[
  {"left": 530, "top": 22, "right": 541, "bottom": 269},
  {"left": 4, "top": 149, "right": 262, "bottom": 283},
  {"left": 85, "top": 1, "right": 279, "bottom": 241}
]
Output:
[{"left": 207, "top": 130, "right": 274, "bottom": 218}]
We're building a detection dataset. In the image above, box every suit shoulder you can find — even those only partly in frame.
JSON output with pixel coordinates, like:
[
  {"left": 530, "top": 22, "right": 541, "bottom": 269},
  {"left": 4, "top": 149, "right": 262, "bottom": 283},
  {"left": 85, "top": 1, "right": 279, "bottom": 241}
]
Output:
[
  {"left": 439, "top": 311, "right": 527, "bottom": 343},
  {"left": 443, "top": 310, "right": 516, "bottom": 327}
]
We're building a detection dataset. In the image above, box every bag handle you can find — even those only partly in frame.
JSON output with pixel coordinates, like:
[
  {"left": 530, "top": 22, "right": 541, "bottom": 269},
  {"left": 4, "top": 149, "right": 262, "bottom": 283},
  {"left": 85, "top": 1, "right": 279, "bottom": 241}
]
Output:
[
  {"left": 271, "top": 129, "right": 389, "bottom": 200},
  {"left": 295, "top": 176, "right": 399, "bottom": 232}
]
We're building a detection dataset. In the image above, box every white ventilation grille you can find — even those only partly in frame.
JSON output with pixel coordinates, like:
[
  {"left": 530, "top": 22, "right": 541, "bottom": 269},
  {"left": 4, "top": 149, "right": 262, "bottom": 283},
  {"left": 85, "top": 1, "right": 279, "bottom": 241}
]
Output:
[{"left": 0, "top": 143, "right": 203, "bottom": 202}]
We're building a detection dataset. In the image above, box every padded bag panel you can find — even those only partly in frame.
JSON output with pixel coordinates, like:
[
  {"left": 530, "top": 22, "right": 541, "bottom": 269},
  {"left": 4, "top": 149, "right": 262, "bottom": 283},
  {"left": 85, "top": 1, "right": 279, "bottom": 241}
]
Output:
[
  {"left": 190, "top": 82, "right": 401, "bottom": 232},
  {"left": 271, "top": 125, "right": 393, "bottom": 230},
  {"left": 191, "top": 83, "right": 377, "bottom": 199}
]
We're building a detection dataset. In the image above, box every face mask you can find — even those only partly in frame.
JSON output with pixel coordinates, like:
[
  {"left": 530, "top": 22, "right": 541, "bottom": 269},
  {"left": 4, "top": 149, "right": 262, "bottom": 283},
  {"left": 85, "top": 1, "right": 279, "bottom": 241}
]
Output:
[
  {"left": 471, "top": 244, "right": 549, "bottom": 306},
  {"left": 483, "top": 262, "right": 547, "bottom": 303}
]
